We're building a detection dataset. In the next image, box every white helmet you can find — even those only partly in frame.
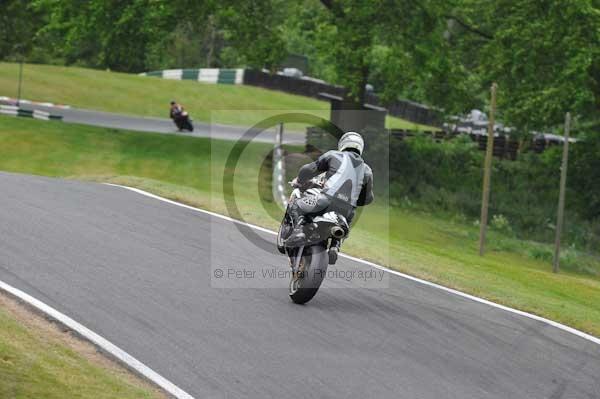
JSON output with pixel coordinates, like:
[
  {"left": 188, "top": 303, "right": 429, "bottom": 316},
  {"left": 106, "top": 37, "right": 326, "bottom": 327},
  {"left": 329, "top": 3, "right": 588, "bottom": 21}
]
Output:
[{"left": 338, "top": 131, "right": 364, "bottom": 155}]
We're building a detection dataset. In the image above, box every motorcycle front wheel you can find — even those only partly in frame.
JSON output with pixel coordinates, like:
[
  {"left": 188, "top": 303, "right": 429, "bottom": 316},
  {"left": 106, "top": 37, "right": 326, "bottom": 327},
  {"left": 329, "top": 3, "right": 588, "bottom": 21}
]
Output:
[{"left": 289, "top": 244, "right": 328, "bottom": 304}]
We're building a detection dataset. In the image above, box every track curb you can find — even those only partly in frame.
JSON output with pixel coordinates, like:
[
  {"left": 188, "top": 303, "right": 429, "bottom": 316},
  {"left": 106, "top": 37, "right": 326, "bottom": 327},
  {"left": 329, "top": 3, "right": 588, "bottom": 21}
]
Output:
[{"left": 0, "top": 280, "right": 195, "bottom": 399}]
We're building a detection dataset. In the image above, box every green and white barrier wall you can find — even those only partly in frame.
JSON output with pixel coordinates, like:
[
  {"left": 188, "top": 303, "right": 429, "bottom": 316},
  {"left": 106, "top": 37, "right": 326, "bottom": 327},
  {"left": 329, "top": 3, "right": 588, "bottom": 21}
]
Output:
[
  {"left": 139, "top": 68, "right": 439, "bottom": 126},
  {"left": 0, "top": 105, "right": 63, "bottom": 121},
  {"left": 140, "top": 68, "right": 244, "bottom": 84}
]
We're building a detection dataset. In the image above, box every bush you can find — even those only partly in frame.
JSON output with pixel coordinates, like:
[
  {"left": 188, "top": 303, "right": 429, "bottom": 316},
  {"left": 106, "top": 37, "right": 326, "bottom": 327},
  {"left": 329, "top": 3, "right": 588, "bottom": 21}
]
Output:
[
  {"left": 366, "top": 132, "right": 600, "bottom": 253},
  {"left": 491, "top": 214, "right": 512, "bottom": 234}
]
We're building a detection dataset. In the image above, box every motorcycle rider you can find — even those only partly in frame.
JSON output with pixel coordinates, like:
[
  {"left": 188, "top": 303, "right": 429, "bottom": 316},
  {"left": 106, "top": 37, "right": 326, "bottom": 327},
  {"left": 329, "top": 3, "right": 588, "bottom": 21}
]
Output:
[
  {"left": 285, "top": 131, "right": 374, "bottom": 262},
  {"left": 169, "top": 100, "right": 187, "bottom": 130},
  {"left": 169, "top": 100, "right": 183, "bottom": 119}
]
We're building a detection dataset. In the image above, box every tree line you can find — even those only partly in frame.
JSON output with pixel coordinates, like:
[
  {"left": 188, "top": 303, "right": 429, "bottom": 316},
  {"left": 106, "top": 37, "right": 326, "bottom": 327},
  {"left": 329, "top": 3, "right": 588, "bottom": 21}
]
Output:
[{"left": 2, "top": 0, "right": 598, "bottom": 133}]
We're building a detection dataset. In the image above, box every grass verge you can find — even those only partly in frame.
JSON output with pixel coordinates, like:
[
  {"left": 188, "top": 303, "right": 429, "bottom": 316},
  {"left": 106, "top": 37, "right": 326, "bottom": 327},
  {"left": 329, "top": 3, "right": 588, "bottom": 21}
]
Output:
[
  {"left": 0, "top": 116, "right": 598, "bottom": 340},
  {"left": 0, "top": 292, "right": 164, "bottom": 398},
  {"left": 0, "top": 62, "right": 433, "bottom": 130}
]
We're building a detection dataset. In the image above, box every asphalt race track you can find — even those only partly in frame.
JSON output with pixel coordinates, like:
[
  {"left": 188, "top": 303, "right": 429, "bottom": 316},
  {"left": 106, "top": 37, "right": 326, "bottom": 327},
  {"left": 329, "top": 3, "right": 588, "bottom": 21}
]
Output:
[
  {"left": 0, "top": 172, "right": 599, "bottom": 399},
  {"left": 2, "top": 101, "right": 306, "bottom": 145}
]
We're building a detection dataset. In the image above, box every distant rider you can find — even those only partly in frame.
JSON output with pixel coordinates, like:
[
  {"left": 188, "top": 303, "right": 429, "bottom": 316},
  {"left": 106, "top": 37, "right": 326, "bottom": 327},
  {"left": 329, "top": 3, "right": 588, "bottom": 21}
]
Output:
[
  {"left": 169, "top": 100, "right": 184, "bottom": 120},
  {"left": 286, "top": 131, "right": 374, "bottom": 261}
]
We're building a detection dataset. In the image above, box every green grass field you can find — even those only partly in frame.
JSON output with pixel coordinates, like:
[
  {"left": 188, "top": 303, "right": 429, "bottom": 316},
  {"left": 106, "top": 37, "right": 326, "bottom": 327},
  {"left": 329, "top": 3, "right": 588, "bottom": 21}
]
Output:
[
  {"left": 0, "top": 63, "right": 433, "bottom": 130},
  {"left": 0, "top": 116, "right": 598, "bottom": 341}
]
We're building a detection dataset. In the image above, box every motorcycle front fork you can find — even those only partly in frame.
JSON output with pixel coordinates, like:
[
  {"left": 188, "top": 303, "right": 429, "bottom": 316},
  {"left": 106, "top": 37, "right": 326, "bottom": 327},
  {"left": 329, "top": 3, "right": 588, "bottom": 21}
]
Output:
[
  {"left": 288, "top": 238, "right": 341, "bottom": 272},
  {"left": 288, "top": 246, "right": 305, "bottom": 279}
]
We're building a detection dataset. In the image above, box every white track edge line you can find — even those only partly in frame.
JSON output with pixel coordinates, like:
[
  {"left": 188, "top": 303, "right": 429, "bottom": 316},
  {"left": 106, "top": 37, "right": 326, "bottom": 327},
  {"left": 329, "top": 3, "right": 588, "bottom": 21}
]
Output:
[
  {"left": 0, "top": 280, "right": 195, "bottom": 399},
  {"left": 104, "top": 183, "right": 600, "bottom": 346}
]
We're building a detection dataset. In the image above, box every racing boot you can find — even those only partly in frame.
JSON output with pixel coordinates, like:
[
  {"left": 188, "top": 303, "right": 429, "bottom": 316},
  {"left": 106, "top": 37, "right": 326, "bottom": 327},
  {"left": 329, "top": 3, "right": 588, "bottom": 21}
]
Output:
[{"left": 328, "top": 238, "right": 341, "bottom": 264}]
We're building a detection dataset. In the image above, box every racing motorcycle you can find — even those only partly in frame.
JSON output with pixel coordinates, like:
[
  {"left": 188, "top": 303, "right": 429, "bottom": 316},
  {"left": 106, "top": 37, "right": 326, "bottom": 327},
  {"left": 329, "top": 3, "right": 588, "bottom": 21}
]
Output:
[
  {"left": 171, "top": 109, "right": 194, "bottom": 132},
  {"left": 277, "top": 174, "right": 349, "bottom": 304}
]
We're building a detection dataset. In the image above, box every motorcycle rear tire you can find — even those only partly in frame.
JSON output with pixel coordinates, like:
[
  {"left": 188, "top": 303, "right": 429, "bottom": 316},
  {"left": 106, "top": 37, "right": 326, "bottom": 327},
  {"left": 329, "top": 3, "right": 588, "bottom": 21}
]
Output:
[{"left": 289, "top": 244, "right": 328, "bottom": 304}]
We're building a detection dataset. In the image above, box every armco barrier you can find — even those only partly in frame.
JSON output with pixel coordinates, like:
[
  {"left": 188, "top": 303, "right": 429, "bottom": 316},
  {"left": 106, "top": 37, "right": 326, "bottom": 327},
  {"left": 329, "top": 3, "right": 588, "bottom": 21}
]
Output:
[
  {"left": 242, "top": 69, "right": 440, "bottom": 127},
  {"left": 242, "top": 69, "right": 346, "bottom": 100}
]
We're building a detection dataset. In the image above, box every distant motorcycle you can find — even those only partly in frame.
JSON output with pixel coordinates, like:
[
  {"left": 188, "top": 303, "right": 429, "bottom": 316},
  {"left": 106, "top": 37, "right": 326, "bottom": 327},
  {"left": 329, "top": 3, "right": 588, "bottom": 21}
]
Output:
[
  {"left": 170, "top": 106, "right": 194, "bottom": 132},
  {"left": 277, "top": 174, "right": 349, "bottom": 304}
]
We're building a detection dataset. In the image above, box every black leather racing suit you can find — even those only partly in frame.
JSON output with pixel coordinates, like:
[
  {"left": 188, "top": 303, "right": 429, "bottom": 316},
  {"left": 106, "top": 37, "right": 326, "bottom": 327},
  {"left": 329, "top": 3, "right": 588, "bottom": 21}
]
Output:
[{"left": 290, "top": 149, "right": 374, "bottom": 225}]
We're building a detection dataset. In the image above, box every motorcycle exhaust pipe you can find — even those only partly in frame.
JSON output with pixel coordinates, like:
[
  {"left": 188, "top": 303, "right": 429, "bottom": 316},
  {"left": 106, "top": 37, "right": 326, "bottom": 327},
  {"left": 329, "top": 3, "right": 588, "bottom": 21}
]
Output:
[{"left": 330, "top": 226, "right": 346, "bottom": 239}]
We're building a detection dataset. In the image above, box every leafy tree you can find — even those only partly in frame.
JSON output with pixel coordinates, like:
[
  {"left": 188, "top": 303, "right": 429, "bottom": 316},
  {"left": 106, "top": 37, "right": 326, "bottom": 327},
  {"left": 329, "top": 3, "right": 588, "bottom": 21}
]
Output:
[
  {"left": 284, "top": 0, "right": 599, "bottom": 128},
  {"left": 7, "top": 0, "right": 600, "bottom": 129},
  {"left": 280, "top": 0, "right": 338, "bottom": 82},
  {"left": 0, "top": 1, "right": 46, "bottom": 60},
  {"left": 444, "top": 0, "right": 600, "bottom": 130},
  {"left": 32, "top": 0, "right": 287, "bottom": 72},
  {"left": 317, "top": 0, "right": 378, "bottom": 105},
  {"left": 217, "top": 0, "right": 288, "bottom": 71},
  {"left": 312, "top": 0, "right": 474, "bottom": 110},
  {"left": 33, "top": 0, "right": 184, "bottom": 72},
  {"left": 569, "top": 129, "right": 600, "bottom": 220}
]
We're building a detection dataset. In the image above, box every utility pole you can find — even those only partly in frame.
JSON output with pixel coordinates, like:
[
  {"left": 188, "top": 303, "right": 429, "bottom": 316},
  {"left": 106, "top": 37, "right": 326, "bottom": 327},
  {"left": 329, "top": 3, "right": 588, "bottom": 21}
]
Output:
[
  {"left": 553, "top": 112, "right": 571, "bottom": 273},
  {"left": 16, "top": 50, "right": 24, "bottom": 107},
  {"left": 478, "top": 83, "right": 498, "bottom": 256}
]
